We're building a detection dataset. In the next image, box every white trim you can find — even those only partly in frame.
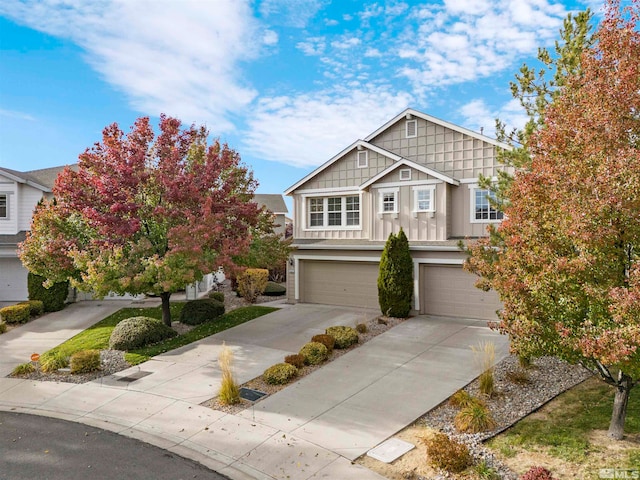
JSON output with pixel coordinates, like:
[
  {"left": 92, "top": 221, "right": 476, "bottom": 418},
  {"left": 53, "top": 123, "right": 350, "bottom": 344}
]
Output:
[
  {"left": 460, "top": 176, "right": 499, "bottom": 184},
  {"left": 302, "top": 192, "right": 362, "bottom": 230},
  {"left": 412, "top": 185, "right": 436, "bottom": 214},
  {"left": 297, "top": 186, "right": 360, "bottom": 195},
  {"left": 361, "top": 158, "right": 458, "bottom": 189},
  {"left": 371, "top": 179, "right": 442, "bottom": 189},
  {"left": 413, "top": 258, "right": 466, "bottom": 310},
  {"left": 405, "top": 119, "right": 417, "bottom": 138},
  {"left": 470, "top": 186, "right": 503, "bottom": 224},
  {"left": 0, "top": 168, "right": 51, "bottom": 192},
  {"left": 378, "top": 188, "right": 399, "bottom": 215},
  {"left": 292, "top": 244, "right": 464, "bottom": 251},
  {"left": 357, "top": 150, "right": 368, "bottom": 168},
  {"left": 0, "top": 192, "right": 9, "bottom": 220},
  {"left": 399, "top": 169, "right": 411, "bottom": 181}
]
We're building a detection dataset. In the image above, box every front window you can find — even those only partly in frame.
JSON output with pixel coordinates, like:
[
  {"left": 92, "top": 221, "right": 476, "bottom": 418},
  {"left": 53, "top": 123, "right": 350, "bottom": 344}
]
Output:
[
  {"left": 0, "top": 194, "right": 7, "bottom": 219},
  {"left": 379, "top": 189, "right": 398, "bottom": 214},
  {"left": 414, "top": 188, "right": 434, "bottom": 212},
  {"left": 307, "top": 195, "right": 360, "bottom": 228},
  {"left": 474, "top": 189, "right": 503, "bottom": 221}
]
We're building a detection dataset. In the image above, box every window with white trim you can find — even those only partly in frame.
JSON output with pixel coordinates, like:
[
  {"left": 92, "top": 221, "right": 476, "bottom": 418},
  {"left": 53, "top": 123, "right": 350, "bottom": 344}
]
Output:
[
  {"left": 379, "top": 189, "right": 398, "bottom": 214},
  {"left": 413, "top": 187, "right": 435, "bottom": 212},
  {"left": 0, "top": 194, "right": 7, "bottom": 219},
  {"left": 357, "top": 150, "right": 368, "bottom": 168},
  {"left": 306, "top": 195, "right": 360, "bottom": 228},
  {"left": 406, "top": 119, "right": 417, "bottom": 138},
  {"left": 473, "top": 189, "right": 503, "bottom": 221}
]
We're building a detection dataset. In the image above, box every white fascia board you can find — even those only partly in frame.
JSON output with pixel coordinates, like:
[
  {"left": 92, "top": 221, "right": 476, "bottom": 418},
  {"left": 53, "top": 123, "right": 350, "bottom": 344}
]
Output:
[
  {"left": 360, "top": 158, "right": 458, "bottom": 189},
  {"left": 0, "top": 169, "right": 50, "bottom": 192}
]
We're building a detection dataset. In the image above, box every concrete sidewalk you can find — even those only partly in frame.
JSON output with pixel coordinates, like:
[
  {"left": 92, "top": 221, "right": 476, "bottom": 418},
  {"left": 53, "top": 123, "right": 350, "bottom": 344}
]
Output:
[{"left": 0, "top": 303, "right": 509, "bottom": 480}]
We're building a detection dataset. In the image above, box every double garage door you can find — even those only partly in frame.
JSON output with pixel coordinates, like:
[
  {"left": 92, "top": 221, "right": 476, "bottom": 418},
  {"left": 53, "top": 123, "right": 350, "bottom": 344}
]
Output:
[
  {"left": 299, "top": 260, "right": 501, "bottom": 320},
  {"left": 0, "top": 258, "right": 29, "bottom": 302}
]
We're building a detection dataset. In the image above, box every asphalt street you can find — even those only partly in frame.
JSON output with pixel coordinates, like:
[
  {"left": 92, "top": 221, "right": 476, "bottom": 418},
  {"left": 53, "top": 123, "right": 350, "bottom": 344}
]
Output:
[{"left": 0, "top": 411, "right": 229, "bottom": 480}]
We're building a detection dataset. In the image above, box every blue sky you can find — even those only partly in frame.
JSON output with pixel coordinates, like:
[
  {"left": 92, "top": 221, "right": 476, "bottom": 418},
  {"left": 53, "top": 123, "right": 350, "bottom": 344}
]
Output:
[{"left": 0, "top": 0, "right": 601, "bottom": 202}]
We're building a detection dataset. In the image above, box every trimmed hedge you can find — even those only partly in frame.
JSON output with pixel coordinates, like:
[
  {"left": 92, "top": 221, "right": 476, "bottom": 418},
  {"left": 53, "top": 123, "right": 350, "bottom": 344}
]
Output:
[
  {"left": 208, "top": 291, "right": 225, "bottom": 303},
  {"left": 179, "top": 299, "right": 225, "bottom": 325},
  {"left": 28, "top": 272, "right": 69, "bottom": 312},
  {"left": 299, "top": 341, "right": 329, "bottom": 365},
  {"left": 19, "top": 300, "right": 44, "bottom": 317},
  {"left": 109, "top": 316, "right": 177, "bottom": 351},
  {"left": 0, "top": 304, "right": 31, "bottom": 324},
  {"left": 311, "top": 334, "right": 335, "bottom": 353},
  {"left": 70, "top": 350, "right": 101, "bottom": 374},
  {"left": 377, "top": 228, "right": 413, "bottom": 318},
  {"left": 284, "top": 353, "right": 306, "bottom": 369},
  {"left": 325, "top": 326, "right": 359, "bottom": 349},
  {"left": 263, "top": 281, "right": 286, "bottom": 296},
  {"left": 263, "top": 363, "right": 298, "bottom": 385}
]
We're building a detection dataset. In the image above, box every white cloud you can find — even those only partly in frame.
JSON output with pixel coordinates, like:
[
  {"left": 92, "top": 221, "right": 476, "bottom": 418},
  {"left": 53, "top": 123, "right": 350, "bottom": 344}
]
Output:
[
  {"left": 259, "top": 0, "right": 327, "bottom": 28},
  {"left": 1, "top": 0, "right": 260, "bottom": 132},
  {"left": 0, "top": 108, "right": 35, "bottom": 121},
  {"left": 364, "top": 48, "right": 382, "bottom": 57},
  {"left": 263, "top": 30, "right": 279, "bottom": 46},
  {"left": 243, "top": 87, "right": 413, "bottom": 168},
  {"left": 330, "top": 36, "right": 361, "bottom": 49},
  {"left": 296, "top": 37, "right": 326, "bottom": 56},
  {"left": 459, "top": 98, "right": 529, "bottom": 138},
  {"left": 325, "top": 18, "right": 339, "bottom": 26}
]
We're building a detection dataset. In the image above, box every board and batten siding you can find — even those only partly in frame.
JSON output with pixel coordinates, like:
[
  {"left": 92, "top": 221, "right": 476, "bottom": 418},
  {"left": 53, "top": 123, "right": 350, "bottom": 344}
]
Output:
[
  {"left": 368, "top": 118, "right": 499, "bottom": 180},
  {"left": 17, "top": 184, "right": 44, "bottom": 232}
]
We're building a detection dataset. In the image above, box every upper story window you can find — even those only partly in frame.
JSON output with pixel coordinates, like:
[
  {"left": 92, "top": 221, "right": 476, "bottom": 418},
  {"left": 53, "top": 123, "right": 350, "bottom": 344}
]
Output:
[
  {"left": 307, "top": 195, "right": 360, "bottom": 228},
  {"left": 413, "top": 186, "right": 435, "bottom": 212},
  {"left": 379, "top": 188, "right": 398, "bottom": 214},
  {"left": 357, "top": 150, "right": 368, "bottom": 168},
  {"left": 473, "top": 188, "right": 503, "bottom": 222},
  {"left": 406, "top": 119, "right": 417, "bottom": 138},
  {"left": 0, "top": 194, "right": 7, "bottom": 219}
]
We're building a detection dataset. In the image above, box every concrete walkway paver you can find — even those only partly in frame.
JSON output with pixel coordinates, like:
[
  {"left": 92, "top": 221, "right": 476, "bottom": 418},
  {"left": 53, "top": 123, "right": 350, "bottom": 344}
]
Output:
[{"left": 0, "top": 302, "right": 509, "bottom": 480}]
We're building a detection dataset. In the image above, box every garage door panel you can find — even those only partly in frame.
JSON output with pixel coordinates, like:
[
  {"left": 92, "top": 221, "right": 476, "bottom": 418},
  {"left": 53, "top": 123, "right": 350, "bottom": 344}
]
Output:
[
  {"left": 421, "top": 265, "right": 501, "bottom": 320},
  {"left": 0, "top": 258, "right": 29, "bottom": 301},
  {"left": 302, "top": 261, "right": 379, "bottom": 309}
]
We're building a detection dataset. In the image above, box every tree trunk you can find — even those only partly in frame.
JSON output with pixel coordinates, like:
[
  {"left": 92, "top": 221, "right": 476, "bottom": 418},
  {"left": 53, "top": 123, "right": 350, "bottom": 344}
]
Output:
[
  {"left": 160, "top": 292, "right": 172, "bottom": 327},
  {"left": 608, "top": 373, "right": 632, "bottom": 440}
]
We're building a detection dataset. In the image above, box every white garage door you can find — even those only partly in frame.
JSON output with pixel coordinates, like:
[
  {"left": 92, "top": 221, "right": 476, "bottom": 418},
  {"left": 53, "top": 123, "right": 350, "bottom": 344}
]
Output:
[
  {"left": 301, "top": 261, "right": 379, "bottom": 309},
  {"left": 0, "top": 258, "right": 29, "bottom": 302},
  {"left": 421, "top": 265, "right": 502, "bottom": 320}
]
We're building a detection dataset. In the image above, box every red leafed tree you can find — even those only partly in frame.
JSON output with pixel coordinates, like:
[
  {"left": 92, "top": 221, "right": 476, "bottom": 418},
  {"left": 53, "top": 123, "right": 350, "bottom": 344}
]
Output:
[
  {"left": 20, "top": 115, "right": 262, "bottom": 326},
  {"left": 466, "top": 0, "right": 640, "bottom": 439}
]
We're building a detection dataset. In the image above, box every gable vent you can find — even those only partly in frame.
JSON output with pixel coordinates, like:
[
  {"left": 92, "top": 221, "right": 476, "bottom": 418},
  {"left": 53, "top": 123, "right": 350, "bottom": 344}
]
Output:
[
  {"left": 406, "top": 119, "right": 417, "bottom": 138},
  {"left": 399, "top": 169, "right": 411, "bottom": 181}
]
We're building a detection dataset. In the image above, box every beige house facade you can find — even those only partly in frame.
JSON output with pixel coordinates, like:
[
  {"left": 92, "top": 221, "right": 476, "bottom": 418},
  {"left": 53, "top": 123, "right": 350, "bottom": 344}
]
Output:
[{"left": 285, "top": 108, "right": 512, "bottom": 320}]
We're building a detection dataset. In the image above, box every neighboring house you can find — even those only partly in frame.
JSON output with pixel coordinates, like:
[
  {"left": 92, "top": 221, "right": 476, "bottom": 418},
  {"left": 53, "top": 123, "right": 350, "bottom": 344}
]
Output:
[
  {"left": 0, "top": 165, "right": 76, "bottom": 301},
  {"left": 284, "top": 108, "right": 514, "bottom": 320},
  {"left": 253, "top": 194, "right": 289, "bottom": 236}
]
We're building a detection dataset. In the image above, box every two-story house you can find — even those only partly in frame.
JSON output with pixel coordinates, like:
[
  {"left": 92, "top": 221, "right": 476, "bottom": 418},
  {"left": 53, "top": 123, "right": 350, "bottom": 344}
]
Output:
[
  {"left": 0, "top": 166, "right": 75, "bottom": 301},
  {"left": 284, "top": 108, "right": 513, "bottom": 320}
]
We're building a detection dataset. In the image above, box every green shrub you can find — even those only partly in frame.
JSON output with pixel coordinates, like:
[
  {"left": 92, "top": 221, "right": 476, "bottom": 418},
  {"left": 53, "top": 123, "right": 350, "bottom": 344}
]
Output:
[
  {"left": 70, "top": 350, "right": 101, "bottom": 374},
  {"left": 208, "top": 291, "right": 225, "bottom": 302},
  {"left": 179, "top": 299, "right": 225, "bottom": 325},
  {"left": 0, "top": 322, "right": 6, "bottom": 334},
  {"left": 237, "top": 268, "right": 269, "bottom": 303},
  {"left": 12, "top": 362, "right": 35, "bottom": 375},
  {"left": 40, "top": 351, "right": 69, "bottom": 373},
  {"left": 28, "top": 272, "right": 69, "bottom": 312},
  {"left": 520, "top": 466, "right": 557, "bottom": 480},
  {"left": 299, "top": 342, "right": 329, "bottom": 365},
  {"left": 355, "top": 322, "right": 368, "bottom": 334},
  {"left": 311, "top": 334, "right": 335, "bottom": 353},
  {"left": 109, "top": 316, "right": 177, "bottom": 351},
  {"left": 263, "top": 281, "right": 286, "bottom": 296},
  {"left": 0, "top": 304, "right": 31, "bottom": 324},
  {"left": 263, "top": 363, "right": 298, "bottom": 385},
  {"left": 424, "top": 432, "right": 473, "bottom": 473},
  {"left": 454, "top": 403, "right": 497, "bottom": 433},
  {"left": 325, "top": 326, "right": 359, "bottom": 349},
  {"left": 377, "top": 228, "right": 413, "bottom": 318},
  {"left": 19, "top": 300, "right": 45, "bottom": 317},
  {"left": 284, "top": 353, "right": 306, "bottom": 369}
]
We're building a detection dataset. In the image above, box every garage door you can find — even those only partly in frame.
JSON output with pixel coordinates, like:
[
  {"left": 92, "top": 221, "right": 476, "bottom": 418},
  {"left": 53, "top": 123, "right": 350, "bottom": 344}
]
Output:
[
  {"left": 0, "top": 258, "right": 29, "bottom": 302},
  {"left": 301, "top": 260, "right": 379, "bottom": 309},
  {"left": 421, "top": 265, "right": 501, "bottom": 320}
]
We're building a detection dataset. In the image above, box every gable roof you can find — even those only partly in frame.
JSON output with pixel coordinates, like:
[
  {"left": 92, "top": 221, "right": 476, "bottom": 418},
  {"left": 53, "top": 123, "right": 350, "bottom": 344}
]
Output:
[
  {"left": 284, "top": 107, "right": 510, "bottom": 195},
  {"left": 0, "top": 164, "right": 77, "bottom": 192},
  {"left": 360, "top": 157, "right": 459, "bottom": 189},
  {"left": 253, "top": 194, "right": 288, "bottom": 214}
]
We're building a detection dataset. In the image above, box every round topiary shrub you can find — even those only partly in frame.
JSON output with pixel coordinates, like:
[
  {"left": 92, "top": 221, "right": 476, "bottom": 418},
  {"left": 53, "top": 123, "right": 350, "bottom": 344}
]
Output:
[
  {"left": 208, "top": 291, "right": 225, "bottom": 303},
  {"left": 311, "top": 334, "right": 335, "bottom": 353},
  {"left": 27, "top": 272, "right": 69, "bottom": 312},
  {"left": 424, "top": 432, "right": 472, "bottom": 473},
  {"left": 179, "top": 299, "right": 225, "bottom": 325},
  {"left": 325, "top": 326, "right": 359, "bottom": 349},
  {"left": 299, "top": 342, "right": 329, "bottom": 365},
  {"left": 70, "top": 349, "right": 101, "bottom": 374},
  {"left": 284, "top": 353, "right": 306, "bottom": 369},
  {"left": 263, "top": 363, "right": 298, "bottom": 385},
  {"left": 263, "top": 281, "right": 286, "bottom": 296},
  {"left": 109, "top": 316, "right": 177, "bottom": 351}
]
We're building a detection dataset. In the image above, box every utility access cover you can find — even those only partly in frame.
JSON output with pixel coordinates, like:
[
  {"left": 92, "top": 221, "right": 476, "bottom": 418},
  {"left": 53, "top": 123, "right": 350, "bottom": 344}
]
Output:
[
  {"left": 116, "top": 371, "right": 152, "bottom": 383},
  {"left": 367, "top": 438, "right": 415, "bottom": 463},
  {"left": 239, "top": 387, "right": 267, "bottom": 402}
]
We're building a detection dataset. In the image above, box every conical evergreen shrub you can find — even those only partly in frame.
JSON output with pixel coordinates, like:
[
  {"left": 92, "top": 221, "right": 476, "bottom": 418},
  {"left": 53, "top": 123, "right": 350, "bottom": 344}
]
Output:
[{"left": 377, "top": 228, "right": 413, "bottom": 318}]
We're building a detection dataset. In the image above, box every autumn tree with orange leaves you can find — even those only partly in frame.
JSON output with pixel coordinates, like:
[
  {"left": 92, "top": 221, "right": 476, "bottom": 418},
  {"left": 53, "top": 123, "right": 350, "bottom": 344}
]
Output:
[
  {"left": 20, "top": 115, "right": 262, "bottom": 326},
  {"left": 466, "top": 0, "right": 640, "bottom": 440}
]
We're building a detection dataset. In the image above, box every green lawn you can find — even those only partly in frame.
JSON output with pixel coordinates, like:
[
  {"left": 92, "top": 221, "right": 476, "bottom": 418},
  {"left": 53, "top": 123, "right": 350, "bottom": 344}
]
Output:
[{"left": 41, "top": 304, "right": 277, "bottom": 366}]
